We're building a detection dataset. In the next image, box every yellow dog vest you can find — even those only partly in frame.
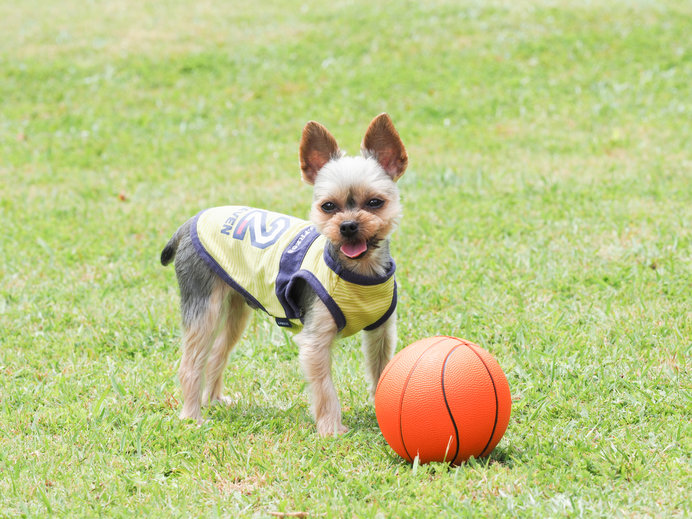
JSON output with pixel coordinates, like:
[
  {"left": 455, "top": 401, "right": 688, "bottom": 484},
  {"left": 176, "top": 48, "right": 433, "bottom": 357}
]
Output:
[{"left": 191, "top": 206, "right": 397, "bottom": 337}]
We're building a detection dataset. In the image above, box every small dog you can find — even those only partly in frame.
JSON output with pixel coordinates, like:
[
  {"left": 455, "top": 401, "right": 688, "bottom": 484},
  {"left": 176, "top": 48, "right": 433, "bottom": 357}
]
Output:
[{"left": 161, "top": 113, "right": 408, "bottom": 435}]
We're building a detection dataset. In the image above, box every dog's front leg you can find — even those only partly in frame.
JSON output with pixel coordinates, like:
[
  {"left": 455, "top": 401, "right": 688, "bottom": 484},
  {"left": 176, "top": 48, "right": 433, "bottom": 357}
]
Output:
[
  {"left": 294, "top": 298, "right": 346, "bottom": 436},
  {"left": 361, "top": 312, "right": 397, "bottom": 401}
]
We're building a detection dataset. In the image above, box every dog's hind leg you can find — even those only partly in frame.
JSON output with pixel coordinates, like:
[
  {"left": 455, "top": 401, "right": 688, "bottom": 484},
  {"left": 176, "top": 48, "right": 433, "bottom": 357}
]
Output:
[
  {"left": 178, "top": 277, "right": 230, "bottom": 422},
  {"left": 203, "top": 290, "right": 251, "bottom": 406}
]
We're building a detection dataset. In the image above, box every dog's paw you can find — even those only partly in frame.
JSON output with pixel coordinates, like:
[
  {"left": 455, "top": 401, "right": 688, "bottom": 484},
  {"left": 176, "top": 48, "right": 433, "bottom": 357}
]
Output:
[
  {"left": 202, "top": 392, "right": 235, "bottom": 408},
  {"left": 179, "top": 409, "right": 204, "bottom": 423},
  {"left": 210, "top": 394, "right": 234, "bottom": 407},
  {"left": 317, "top": 420, "right": 349, "bottom": 437}
]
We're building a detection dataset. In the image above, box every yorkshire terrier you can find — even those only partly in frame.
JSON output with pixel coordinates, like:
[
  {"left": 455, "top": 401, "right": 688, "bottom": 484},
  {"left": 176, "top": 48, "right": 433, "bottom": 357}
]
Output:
[{"left": 161, "top": 113, "right": 408, "bottom": 435}]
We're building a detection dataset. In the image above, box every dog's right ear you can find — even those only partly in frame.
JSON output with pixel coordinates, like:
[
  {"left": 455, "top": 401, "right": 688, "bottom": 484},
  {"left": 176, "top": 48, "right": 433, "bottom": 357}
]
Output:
[{"left": 300, "top": 121, "right": 339, "bottom": 185}]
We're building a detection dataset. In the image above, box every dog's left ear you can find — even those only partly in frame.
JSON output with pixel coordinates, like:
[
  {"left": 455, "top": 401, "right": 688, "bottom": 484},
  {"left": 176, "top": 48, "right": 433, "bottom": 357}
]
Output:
[
  {"left": 361, "top": 113, "right": 408, "bottom": 181},
  {"left": 300, "top": 121, "right": 340, "bottom": 185}
]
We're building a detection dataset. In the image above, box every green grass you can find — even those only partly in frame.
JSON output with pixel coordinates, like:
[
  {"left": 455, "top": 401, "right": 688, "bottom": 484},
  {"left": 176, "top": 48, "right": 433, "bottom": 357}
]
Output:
[{"left": 1, "top": 0, "right": 690, "bottom": 516}]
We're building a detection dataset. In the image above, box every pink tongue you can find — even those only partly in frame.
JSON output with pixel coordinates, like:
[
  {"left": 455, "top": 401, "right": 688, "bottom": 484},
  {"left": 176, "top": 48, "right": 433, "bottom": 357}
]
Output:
[{"left": 340, "top": 240, "right": 368, "bottom": 258}]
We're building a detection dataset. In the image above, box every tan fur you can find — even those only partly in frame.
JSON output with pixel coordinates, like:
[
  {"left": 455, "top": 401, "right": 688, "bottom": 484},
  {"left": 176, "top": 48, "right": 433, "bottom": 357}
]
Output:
[
  {"left": 362, "top": 312, "right": 397, "bottom": 399},
  {"left": 293, "top": 298, "right": 345, "bottom": 435},
  {"left": 300, "top": 121, "right": 340, "bottom": 185},
  {"left": 203, "top": 291, "right": 251, "bottom": 406},
  {"left": 361, "top": 113, "right": 408, "bottom": 181},
  {"left": 178, "top": 278, "right": 230, "bottom": 421}
]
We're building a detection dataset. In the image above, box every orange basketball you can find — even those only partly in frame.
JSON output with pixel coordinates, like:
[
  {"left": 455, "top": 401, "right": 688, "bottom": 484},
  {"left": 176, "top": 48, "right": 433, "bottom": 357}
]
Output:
[{"left": 375, "top": 336, "right": 511, "bottom": 465}]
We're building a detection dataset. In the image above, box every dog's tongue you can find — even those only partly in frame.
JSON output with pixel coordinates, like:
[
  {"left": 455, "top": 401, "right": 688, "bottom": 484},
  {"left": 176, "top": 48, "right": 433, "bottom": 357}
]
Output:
[{"left": 340, "top": 240, "right": 368, "bottom": 259}]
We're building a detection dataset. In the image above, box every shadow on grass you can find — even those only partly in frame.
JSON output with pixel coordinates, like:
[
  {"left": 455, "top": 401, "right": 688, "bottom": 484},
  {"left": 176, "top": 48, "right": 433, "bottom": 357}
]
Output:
[
  {"left": 347, "top": 405, "right": 522, "bottom": 470},
  {"left": 204, "top": 400, "right": 522, "bottom": 471},
  {"left": 485, "top": 445, "right": 521, "bottom": 468},
  {"left": 377, "top": 445, "right": 522, "bottom": 475},
  {"left": 344, "top": 404, "right": 381, "bottom": 431},
  {"left": 207, "top": 400, "right": 313, "bottom": 435},
  {"left": 206, "top": 398, "right": 383, "bottom": 432}
]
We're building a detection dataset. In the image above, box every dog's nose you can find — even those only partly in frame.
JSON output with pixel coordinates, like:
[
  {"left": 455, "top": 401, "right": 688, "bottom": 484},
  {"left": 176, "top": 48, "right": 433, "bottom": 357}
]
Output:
[{"left": 340, "top": 220, "right": 359, "bottom": 238}]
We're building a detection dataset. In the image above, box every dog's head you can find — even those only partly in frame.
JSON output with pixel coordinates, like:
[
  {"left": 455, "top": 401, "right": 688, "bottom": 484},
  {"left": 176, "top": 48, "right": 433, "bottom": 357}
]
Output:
[{"left": 299, "top": 113, "right": 407, "bottom": 276}]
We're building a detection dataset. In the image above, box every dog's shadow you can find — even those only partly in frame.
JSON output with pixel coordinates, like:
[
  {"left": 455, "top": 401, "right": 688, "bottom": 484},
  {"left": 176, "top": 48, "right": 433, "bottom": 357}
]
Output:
[
  {"left": 207, "top": 399, "right": 380, "bottom": 436},
  {"left": 207, "top": 399, "right": 315, "bottom": 436},
  {"left": 205, "top": 401, "right": 522, "bottom": 473}
]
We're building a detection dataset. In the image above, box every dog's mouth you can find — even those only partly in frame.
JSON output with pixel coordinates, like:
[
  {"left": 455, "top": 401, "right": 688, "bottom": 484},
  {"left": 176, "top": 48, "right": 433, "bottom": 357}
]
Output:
[
  {"left": 339, "top": 237, "right": 383, "bottom": 260},
  {"left": 340, "top": 240, "right": 368, "bottom": 259}
]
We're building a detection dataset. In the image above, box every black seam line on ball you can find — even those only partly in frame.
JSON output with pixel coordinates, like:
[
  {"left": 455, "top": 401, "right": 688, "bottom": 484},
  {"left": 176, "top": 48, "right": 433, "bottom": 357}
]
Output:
[
  {"left": 462, "top": 342, "right": 500, "bottom": 459},
  {"left": 399, "top": 337, "right": 450, "bottom": 463},
  {"left": 441, "top": 345, "right": 463, "bottom": 464}
]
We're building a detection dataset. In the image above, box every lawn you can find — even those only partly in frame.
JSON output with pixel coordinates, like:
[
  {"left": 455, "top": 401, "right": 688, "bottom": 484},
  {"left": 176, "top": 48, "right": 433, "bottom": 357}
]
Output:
[{"left": 1, "top": 0, "right": 690, "bottom": 517}]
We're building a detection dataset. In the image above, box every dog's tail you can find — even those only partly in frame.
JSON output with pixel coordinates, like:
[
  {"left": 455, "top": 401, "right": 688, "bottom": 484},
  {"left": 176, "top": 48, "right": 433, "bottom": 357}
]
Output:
[{"left": 160, "top": 225, "right": 185, "bottom": 266}]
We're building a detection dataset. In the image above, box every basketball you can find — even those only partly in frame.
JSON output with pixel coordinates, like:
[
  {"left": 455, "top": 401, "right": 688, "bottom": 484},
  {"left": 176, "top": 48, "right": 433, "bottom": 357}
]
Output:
[{"left": 375, "top": 336, "right": 511, "bottom": 465}]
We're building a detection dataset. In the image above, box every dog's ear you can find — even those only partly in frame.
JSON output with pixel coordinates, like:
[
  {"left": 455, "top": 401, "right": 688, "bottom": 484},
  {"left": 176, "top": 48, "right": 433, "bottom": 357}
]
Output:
[
  {"left": 300, "top": 121, "right": 339, "bottom": 185},
  {"left": 361, "top": 113, "right": 408, "bottom": 181}
]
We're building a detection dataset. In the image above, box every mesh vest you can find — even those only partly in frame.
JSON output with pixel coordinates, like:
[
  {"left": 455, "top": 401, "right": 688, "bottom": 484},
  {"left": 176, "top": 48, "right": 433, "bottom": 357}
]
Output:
[{"left": 191, "top": 206, "right": 397, "bottom": 337}]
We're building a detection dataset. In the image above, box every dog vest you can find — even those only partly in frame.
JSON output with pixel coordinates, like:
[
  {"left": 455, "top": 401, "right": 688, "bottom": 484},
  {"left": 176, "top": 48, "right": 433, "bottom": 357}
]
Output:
[{"left": 190, "top": 206, "right": 397, "bottom": 337}]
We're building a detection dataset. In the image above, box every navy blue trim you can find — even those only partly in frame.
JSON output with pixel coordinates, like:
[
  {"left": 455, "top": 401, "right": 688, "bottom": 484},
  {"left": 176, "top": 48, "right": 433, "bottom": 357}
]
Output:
[
  {"left": 275, "top": 225, "right": 320, "bottom": 319},
  {"left": 275, "top": 318, "right": 292, "bottom": 328},
  {"left": 363, "top": 281, "right": 397, "bottom": 331},
  {"left": 289, "top": 270, "right": 347, "bottom": 332},
  {"left": 189, "top": 210, "right": 268, "bottom": 313},
  {"left": 323, "top": 246, "right": 396, "bottom": 285}
]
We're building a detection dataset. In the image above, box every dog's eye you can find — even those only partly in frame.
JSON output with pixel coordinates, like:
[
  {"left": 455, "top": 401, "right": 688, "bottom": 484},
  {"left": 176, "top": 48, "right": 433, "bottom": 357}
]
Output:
[
  {"left": 367, "top": 198, "right": 384, "bottom": 209},
  {"left": 321, "top": 201, "right": 337, "bottom": 213}
]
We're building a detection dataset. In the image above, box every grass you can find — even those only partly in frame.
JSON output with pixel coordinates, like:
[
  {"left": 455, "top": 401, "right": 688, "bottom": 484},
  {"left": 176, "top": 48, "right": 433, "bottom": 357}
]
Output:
[{"left": 1, "top": 0, "right": 690, "bottom": 516}]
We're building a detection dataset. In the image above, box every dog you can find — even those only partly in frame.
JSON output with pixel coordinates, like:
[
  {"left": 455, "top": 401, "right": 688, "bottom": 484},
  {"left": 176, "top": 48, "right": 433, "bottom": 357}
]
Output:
[{"left": 161, "top": 113, "right": 408, "bottom": 436}]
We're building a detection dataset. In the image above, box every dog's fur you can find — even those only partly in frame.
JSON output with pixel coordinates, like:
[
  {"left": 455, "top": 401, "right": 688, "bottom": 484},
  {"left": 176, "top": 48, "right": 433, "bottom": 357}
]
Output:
[{"left": 161, "top": 113, "right": 407, "bottom": 435}]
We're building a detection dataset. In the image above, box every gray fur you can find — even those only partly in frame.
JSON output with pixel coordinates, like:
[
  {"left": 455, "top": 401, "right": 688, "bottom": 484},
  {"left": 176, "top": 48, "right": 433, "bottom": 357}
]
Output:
[{"left": 161, "top": 218, "right": 219, "bottom": 329}]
